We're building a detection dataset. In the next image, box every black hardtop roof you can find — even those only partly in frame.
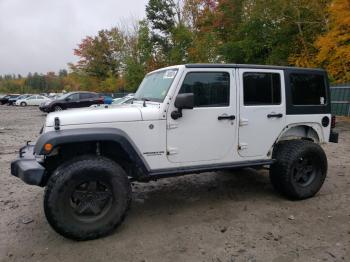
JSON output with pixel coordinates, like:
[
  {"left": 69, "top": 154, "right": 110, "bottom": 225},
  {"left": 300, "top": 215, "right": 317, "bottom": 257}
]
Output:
[{"left": 185, "top": 63, "right": 326, "bottom": 72}]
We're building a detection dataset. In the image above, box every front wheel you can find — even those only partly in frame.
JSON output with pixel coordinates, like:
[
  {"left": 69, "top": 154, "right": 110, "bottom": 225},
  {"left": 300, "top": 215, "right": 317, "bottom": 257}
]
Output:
[
  {"left": 44, "top": 156, "right": 131, "bottom": 240},
  {"left": 270, "top": 140, "right": 327, "bottom": 200},
  {"left": 54, "top": 105, "right": 62, "bottom": 111},
  {"left": 20, "top": 102, "right": 27, "bottom": 107}
]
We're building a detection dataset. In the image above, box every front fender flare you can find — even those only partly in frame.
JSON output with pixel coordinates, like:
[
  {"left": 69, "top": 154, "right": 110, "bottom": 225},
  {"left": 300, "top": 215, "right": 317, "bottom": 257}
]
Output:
[{"left": 34, "top": 128, "right": 150, "bottom": 173}]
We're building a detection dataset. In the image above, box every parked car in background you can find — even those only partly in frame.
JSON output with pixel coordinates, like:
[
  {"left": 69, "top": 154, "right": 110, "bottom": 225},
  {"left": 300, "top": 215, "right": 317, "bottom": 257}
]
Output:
[
  {"left": 15, "top": 95, "right": 51, "bottom": 106},
  {"left": 0, "top": 94, "right": 20, "bottom": 105},
  {"left": 112, "top": 94, "right": 134, "bottom": 105},
  {"left": 47, "top": 93, "right": 62, "bottom": 100},
  {"left": 8, "top": 94, "right": 32, "bottom": 105},
  {"left": 39, "top": 91, "right": 103, "bottom": 112},
  {"left": 89, "top": 94, "right": 134, "bottom": 108},
  {"left": 102, "top": 95, "right": 113, "bottom": 104}
]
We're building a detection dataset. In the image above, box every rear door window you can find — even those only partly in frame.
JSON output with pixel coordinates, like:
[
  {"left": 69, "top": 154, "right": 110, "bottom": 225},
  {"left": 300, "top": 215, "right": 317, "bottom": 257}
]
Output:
[{"left": 243, "top": 72, "right": 281, "bottom": 106}]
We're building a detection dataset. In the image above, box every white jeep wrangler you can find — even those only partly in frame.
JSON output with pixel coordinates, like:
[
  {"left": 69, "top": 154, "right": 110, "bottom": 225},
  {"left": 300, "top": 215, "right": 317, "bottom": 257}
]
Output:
[{"left": 11, "top": 64, "right": 339, "bottom": 240}]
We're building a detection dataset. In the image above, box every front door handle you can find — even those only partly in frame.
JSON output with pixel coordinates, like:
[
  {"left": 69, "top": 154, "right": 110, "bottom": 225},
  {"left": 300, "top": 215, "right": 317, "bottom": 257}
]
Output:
[
  {"left": 267, "top": 113, "right": 283, "bottom": 118},
  {"left": 218, "top": 115, "right": 236, "bottom": 120}
]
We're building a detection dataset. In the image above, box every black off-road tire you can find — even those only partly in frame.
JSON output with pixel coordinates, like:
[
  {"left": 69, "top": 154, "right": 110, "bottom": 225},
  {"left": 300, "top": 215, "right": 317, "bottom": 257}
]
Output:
[
  {"left": 270, "top": 140, "right": 327, "bottom": 200},
  {"left": 44, "top": 155, "right": 131, "bottom": 240}
]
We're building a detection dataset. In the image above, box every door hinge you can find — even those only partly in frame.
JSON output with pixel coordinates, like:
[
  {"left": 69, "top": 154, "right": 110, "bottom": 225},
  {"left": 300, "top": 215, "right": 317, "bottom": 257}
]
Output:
[
  {"left": 167, "top": 147, "right": 178, "bottom": 155},
  {"left": 238, "top": 143, "right": 248, "bottom": 150},
  {"left": 239, "top": 118, "right": 249, "bottom": 126},
  {"left": 167, "top": 122, "right": 178, "bottom": 129}
]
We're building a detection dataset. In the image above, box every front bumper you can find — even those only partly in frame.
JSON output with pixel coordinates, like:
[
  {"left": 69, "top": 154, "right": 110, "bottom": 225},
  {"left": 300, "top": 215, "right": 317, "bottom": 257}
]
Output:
[
  {"left": 11, "top": 144, "right": 45, "bottom": 186},
  {"left": 39, "top": 105, "right": 50, "bottom": 112}
]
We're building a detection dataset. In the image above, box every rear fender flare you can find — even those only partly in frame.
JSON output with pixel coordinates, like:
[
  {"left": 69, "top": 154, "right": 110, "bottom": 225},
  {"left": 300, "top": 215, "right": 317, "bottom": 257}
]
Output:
[{"left": 269, "top": 123, "right": 324, "bottom": 156}]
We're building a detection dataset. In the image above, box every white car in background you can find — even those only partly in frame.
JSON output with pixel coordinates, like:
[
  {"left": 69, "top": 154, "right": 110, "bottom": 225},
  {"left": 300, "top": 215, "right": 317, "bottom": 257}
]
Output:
[
  {"left": 112, "top": 94, "right": 134, "bottom": 105},
  {"left": 90, "top": 94, "right": 135, "bottom": 108},
  {"left": 15, "top": 95, "right": 51, "bottom": 106}
]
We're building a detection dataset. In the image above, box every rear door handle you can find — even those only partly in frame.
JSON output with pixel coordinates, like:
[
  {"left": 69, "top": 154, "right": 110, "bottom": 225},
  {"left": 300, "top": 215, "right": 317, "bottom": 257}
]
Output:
[
  {"left": 267, "top": 113, "right": 283, "bottom": 118},
  {"left": 218, "top": 115, "right": 236, "bottom": 120}
]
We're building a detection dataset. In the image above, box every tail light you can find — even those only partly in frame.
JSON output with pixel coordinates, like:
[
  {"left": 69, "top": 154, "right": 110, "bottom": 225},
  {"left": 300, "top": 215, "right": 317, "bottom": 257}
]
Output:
[
  {"left": 331, "top": 115, "right": 336, "bottom": 129},
  {"left": 98, "top": 97, "right": 104, "bottom": 103}
]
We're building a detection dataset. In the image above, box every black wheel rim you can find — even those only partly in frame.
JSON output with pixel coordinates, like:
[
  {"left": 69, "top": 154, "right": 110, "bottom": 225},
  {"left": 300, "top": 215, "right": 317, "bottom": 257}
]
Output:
[
  {"left": 70, "top": 181, "right": 113, "bottom": 222},
  {"left": 293, "top": 156, "right": 318, "bottom": 187}
]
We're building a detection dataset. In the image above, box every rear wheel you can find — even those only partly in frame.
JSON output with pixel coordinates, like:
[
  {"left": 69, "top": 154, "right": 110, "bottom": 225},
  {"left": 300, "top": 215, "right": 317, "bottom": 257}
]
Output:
[
  {"left": 44, "top": 156, "right": 131, "bottom": 240},
  {"left": 270, "top": 140, "right": 327, "bottom": 200},
  {"left": 20, "top": 102, "right": 27, "bottom": 107}
]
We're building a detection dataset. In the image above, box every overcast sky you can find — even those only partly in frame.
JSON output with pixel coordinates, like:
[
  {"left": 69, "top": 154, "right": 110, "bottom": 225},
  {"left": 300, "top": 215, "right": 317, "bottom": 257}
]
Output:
[{"left": 0, "top": 0, "right": 148, "bottom": 76}]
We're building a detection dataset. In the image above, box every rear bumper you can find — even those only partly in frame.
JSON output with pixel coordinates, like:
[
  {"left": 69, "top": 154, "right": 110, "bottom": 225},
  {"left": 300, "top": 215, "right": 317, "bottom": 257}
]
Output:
[
  {"left": 329, "top": 130, "right": 339, "bottom": 143},
  {"left": 11, "top": 145, "right": 45, "bottom": 186}
]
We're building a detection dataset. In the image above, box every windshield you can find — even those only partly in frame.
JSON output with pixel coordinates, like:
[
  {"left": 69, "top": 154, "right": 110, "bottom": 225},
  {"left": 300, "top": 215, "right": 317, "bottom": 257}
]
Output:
[
  {"left": 58, "top": 93, "right": 72, "bottom": 100},
  {"left": 17, "top": 95, "right": 28, "bottom": 99},
  {"left": 134, "top": 69, "right": 178, "bottom": 102}
]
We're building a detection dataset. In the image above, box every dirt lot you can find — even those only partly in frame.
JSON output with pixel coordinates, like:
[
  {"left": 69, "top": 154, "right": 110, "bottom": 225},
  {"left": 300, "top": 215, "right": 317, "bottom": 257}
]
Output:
[{"left": 0, "top": 106, "right": 349, "bottom": 262}]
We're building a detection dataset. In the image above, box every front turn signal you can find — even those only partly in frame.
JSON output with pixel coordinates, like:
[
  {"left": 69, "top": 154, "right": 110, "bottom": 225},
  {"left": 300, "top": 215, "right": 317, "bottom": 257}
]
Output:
[{"left": 44, "top": 143, "right": 53, "bottom": 153}]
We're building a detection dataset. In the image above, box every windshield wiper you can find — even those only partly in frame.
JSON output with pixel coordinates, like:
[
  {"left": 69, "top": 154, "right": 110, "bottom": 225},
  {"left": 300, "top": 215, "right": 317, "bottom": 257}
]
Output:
[
  {"left": 142, "top": 98, "right": 150, "bottom": 107},
  {"left": 132, "top": 97, "right": 150, "bottom": 107}
]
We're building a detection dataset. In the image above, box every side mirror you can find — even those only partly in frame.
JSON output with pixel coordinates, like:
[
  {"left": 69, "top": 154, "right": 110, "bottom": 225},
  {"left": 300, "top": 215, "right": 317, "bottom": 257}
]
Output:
[
  {"left": 174, "top": 93, "right": 194, "bottom": 109},
  {"left": 171, "top": 93, "right": 194, "bottom": 120},
  {"left": 65, "top": 97, "right": 71, "bottom": 101}
]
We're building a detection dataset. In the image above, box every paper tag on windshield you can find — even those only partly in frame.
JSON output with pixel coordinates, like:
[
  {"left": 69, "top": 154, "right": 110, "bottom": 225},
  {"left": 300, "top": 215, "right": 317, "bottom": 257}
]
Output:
[{"left": 163, "top": 70, "right": 177, "bottom": 79}]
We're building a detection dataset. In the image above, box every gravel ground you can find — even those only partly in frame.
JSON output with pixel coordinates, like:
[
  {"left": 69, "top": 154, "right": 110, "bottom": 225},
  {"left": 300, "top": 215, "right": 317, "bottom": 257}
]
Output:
[{"left": 0, "top": 106, "right": 349, "bottom": 262}]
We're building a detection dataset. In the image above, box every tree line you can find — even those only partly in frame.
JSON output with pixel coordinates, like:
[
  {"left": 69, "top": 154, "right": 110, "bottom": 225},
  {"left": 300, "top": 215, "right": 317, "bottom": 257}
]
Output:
[{"left": 1, "top": 0, "right": 349, "bottom": 94}]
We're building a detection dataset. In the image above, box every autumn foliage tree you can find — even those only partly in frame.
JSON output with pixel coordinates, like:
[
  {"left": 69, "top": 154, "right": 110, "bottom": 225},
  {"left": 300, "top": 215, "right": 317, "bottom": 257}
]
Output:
[
  {"left": 1, "top": 0, "right": 349, "bottom": 94},
  {"left": 314, "top": 0, "right": 350, "bottom": 82},
  {"left": 72, "top": 28, "right": 127, "bottom": 79}
]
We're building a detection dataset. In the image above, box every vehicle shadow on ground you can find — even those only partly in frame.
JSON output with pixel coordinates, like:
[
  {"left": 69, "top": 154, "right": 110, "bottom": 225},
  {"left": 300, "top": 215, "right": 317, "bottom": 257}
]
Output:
[{"left": 127, "top": 168, "right": 281, "bottom": 220}]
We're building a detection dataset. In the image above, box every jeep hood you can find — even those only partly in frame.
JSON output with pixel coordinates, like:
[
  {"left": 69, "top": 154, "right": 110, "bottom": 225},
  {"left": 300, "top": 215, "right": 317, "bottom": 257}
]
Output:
[{"left": 45, "top": 104, "right": 161, "bottom": 127}]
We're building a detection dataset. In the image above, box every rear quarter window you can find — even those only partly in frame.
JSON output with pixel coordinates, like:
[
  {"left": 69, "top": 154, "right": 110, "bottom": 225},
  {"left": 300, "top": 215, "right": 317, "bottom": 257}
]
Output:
[{"left": 290, "top": 73, "right": 327, "bottom": 105}]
